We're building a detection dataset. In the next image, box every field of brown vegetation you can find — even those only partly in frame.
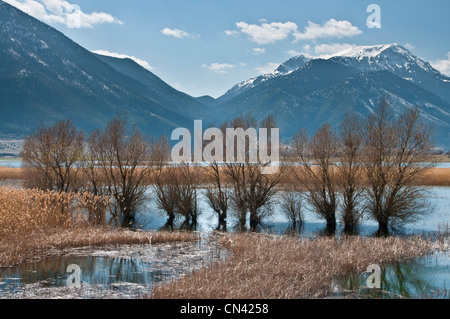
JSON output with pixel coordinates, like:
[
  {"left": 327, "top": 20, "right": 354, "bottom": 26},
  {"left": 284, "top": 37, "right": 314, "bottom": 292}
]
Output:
[
  {"left": 1, "top": 166, "right": 450, "bottom": 187},
  {"left": 151, "top": 233, "right": 447, "bottom": 299},
  {"left": 0, "top": 186, "right": 198, "bottom": 267}
]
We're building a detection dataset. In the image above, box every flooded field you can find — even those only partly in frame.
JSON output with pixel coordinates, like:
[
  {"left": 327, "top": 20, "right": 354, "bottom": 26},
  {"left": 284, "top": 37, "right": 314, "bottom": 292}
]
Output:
[
  {"left": 0, "top": 236, "right": 227, "bottom": 299},
  {"left": 0, "top": 161, "right": 448, "bottom": 299}
]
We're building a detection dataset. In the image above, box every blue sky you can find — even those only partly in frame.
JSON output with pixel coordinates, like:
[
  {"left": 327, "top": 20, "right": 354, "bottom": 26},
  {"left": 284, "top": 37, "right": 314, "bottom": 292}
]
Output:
[{"left": 4, "top": 0, "right": 450, "bottom": 97}]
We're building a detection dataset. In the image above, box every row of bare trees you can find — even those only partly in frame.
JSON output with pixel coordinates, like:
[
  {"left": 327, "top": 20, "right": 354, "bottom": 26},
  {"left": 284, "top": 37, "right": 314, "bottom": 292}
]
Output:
[
  {"left": 22, "top": 117, "right": 167, "bottom": 226},
  {"left": 22, "top": 98, "right": 434, "bottom": 235},
  {"left": 291, "top": 98, "right": 434, "bottom": 235}
]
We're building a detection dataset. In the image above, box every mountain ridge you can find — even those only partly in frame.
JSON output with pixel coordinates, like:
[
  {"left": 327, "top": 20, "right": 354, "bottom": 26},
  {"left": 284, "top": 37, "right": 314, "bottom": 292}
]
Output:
[
  {"left": 211, "top": 44, "right": 450, "bottom": 147},
  {"left": 0, "top": 0, "right": 207, "bottom": 138}
]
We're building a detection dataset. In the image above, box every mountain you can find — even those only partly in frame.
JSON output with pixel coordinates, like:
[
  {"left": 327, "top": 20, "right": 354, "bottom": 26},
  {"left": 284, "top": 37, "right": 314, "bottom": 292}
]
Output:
[
  {"left": 218, "top": 54, "right": 310, "bottom": 103},
  {"left": 212, "top": 44, "right": 450, "bottom": 147},
  {"left": 328, "top": 44, "right": 450, "bottom": 102},
  {"left": 0, "top": 1, "right": 207, "bottom": 138}
]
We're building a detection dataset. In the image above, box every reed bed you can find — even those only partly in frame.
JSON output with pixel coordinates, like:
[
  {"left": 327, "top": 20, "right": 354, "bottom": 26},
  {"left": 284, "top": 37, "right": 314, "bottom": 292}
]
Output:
[
  {"left": 1, "top": 166, "right": 450, "bottom": 187},
  {"left": 0, "top": 167, "right": 23, "bottom": 180},
  {"left": 151, "top": 233, "right": 446, "bottom": 299},
  {"left": 0, "top": 186, "right": 198, "bottom": 267}
]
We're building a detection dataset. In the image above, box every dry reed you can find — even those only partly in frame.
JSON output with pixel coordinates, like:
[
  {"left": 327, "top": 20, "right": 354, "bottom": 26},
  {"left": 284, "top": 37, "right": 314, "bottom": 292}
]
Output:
[
  {"left": 151, "top": 233, "right": 446, "bottom": 299},
  {"left": 0, "top": 186, "right": 198, "bottom": 267},
  {"left": 2, "top": 166, "right": 450, "bottom": 187}
]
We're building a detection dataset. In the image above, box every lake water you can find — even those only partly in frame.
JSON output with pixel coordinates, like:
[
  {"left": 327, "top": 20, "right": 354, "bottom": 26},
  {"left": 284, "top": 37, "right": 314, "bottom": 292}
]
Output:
[
  {"left": 0, "top": 236, "right": 227, "bottom": 299},
  {"left": 134, "top": 187, "right": 450, "bottom": 237},
  {"left": 1, "top": 182, "right": 449, "bottom": 298},
  {"left": 0, "top": 160, "right": 21, "bottom": 168},
  {"left": 336, "top": 251, "right": 450, "bottom": 299}
]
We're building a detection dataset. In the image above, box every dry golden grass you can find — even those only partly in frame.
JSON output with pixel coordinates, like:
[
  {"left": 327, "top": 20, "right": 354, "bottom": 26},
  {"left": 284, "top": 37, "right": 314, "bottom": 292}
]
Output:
[
  {"left": 0, "top": 167, "right": 23, "bottom": 180},
  {"left": 418, "top": 168, "right": 450, "bottom": 186},
  {"left": 2, "top": 166, "right": 450, "bottom": 187},
  {"left": 151, "top": 233, "right": 444, "bottom": 299},
  {"left": 0, "top": 186, "right": 198, "bottom": 267}
]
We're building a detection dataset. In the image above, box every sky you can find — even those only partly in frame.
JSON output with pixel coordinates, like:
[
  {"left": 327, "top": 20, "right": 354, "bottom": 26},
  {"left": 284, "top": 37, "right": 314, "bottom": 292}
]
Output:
[{"left": 4, "top": 0, "right": 450, "bottom": 98}]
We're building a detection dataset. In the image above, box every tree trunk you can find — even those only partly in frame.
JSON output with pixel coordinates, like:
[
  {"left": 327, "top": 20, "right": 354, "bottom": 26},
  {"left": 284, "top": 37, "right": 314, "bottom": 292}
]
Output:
[{"left": 377, "top": 220, "right": 389, "bottom": 237}]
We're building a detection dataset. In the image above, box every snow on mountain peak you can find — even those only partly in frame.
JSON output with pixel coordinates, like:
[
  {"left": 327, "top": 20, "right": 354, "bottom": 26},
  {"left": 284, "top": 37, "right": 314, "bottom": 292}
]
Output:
[{"left": 323, "top": 43, "right": 406, "bottom": 60}]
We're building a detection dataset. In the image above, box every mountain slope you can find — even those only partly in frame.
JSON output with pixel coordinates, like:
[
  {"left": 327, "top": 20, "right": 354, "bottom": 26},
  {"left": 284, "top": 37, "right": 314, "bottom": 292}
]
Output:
[
  {"left": 328, "top": 44, "right": 450, "bottom": 102},
  {"left": 0, "top": 1, "right": 204, "bottom": 138},
  {"left": 94, "top": 54, "right": 208, "bottom": 118},
  {"left": 213, "top": 44, "right": 450, "bottom": 147},
  {"left": 217, "top": 55, "right": 310, "bottom": 103}
]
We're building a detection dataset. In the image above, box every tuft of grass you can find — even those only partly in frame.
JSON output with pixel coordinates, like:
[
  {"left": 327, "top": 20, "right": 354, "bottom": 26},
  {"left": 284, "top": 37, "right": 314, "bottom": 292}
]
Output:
[{"left": 150, "top": 233, "right": 446, "bottom": 299}]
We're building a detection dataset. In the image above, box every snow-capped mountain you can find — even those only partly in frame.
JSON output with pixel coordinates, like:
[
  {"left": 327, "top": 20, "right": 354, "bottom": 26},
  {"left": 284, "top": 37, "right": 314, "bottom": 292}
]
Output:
[
  {"left": 218, "top": 55, "right": 310, "bottom": 103},
  {"left": 212, "top": 44, "right": 450, "bottom": 147},
  {"left": 327, "top": 44, "right": 450, "bottom": 102}
]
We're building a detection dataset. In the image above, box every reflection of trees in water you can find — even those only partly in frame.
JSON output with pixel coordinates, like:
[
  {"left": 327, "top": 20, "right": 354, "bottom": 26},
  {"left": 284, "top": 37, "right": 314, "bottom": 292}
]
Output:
[
  {"left": 0, "top": 255, "right": 164, "bottom": 289},
  {"left": 342, "top": 259, "right": 436, "bottom": 299}
]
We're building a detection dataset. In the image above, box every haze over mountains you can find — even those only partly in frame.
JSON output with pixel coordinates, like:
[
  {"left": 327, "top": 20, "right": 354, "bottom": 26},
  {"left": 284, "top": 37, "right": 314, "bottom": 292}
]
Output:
[{"left": 1, "top": 1, "right": 450, "bottom": 147}]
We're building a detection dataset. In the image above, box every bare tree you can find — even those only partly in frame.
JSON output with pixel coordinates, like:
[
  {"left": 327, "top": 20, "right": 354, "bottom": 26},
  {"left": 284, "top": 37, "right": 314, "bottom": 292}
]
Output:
[
  {"left": 337, "top": 113, "right": 365, "bottom": 234},
  {"left": 152, "top": 137, "right": 177, "bottom": 229},
  {"left": 223, "top": 114, "right": 284, "bottom": 231},
  {"left": 363, "top": 98, "right": 435, "bottom": 236},
  {"left": 154, "top": 163, "right": 200, "bottom": 230},
  {"left": 292, "top": 124, "right": 338, "bottom": 232},
  {"left": 173, "top": 164, "right": 200, "bottom": 229},
  {"left": 280, "top": 191, "right": 303, "bottom": 227},
  {"left": 204, "top": 161, "right": 230, "bottom": 229},
  {"left": 87, "top": 117, "right": 160, "bottom": 227},
  {"left": 22, "top": 120, "right": 85, "bottom": 193}
]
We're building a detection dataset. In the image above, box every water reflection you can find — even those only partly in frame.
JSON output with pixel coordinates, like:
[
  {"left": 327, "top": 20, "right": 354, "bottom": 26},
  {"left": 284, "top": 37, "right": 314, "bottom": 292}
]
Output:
[
  {"left": 0, "top": 239, "right": 227, "bottom": 298},
  {"left": 0, "top": 255, "right": 169, "bottom": 295},
  {"left": 338, "top": 252, "right": 450, "bottom": 299},
  {"left": 132, "top": 187, "right": 450, "bottom": 239}
]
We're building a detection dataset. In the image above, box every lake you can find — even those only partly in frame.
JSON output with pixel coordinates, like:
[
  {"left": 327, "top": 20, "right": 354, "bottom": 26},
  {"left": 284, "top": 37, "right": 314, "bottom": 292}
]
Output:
[{"left": 0, "top": 182, "right": 449, "bottom": 298}]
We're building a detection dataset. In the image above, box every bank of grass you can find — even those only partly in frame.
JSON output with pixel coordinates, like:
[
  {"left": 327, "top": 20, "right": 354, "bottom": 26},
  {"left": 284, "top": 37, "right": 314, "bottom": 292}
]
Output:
[
  {"left": 0, "top": 186, "right": 198, "bottom": 267},
  {"left": 1, "top": 166, "right": 450, "bottom": 187},
  {"left": 150, "top": 233, "right": 447, "bottom": 299}
]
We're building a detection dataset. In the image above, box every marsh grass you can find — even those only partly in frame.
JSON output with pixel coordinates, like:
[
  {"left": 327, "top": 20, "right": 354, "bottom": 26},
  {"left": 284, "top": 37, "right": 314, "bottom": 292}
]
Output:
[
  {"left": 0, "top": 186, "right": 198, "bottom": 267},
  {"left": 151, "top": 233, "right": 447, "bottom": 299},
  {"left": 0, "top": 167, "right": 23, "bottom": 180},
  {"left": 1, "top": 167, "right": 450, "bottom": 187}
]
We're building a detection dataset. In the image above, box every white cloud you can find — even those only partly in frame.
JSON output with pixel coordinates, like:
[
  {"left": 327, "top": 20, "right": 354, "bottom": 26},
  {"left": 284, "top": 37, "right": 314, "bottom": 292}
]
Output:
[
  {"left": 252, "top": 48, "right": 266, "bottom": 55},
  {"left": 202, "top": 63, "right": 236, "bottom": 74},
  {"left": 313, "top": 43, "right": 354, "bottom": 55},
  {"left": 431, "top": 53, "right": 450, "bottom": 76},
  {"left": 224, "top": 30, "right": 239, "bottom": 36},
  {"left": 231, "top": 19, "right": 361, "bottom": 45},
  {"left": 161, "top": 27, "right": 194, "bottom": 39},
  {"left": 92, "top": 50, "right": 153, "bottom": 71},
  {"left": 256, "top": 62, "right": 280, "bottom": 75},
  {"left": 294, "top": 19, "right": 362, "bottom": 41},
  {"left": 235, "top": 21, "right": 298, "bottom": 44},
  {"left": 3, "top": 0, "right": 123, "bottom": 28}
]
